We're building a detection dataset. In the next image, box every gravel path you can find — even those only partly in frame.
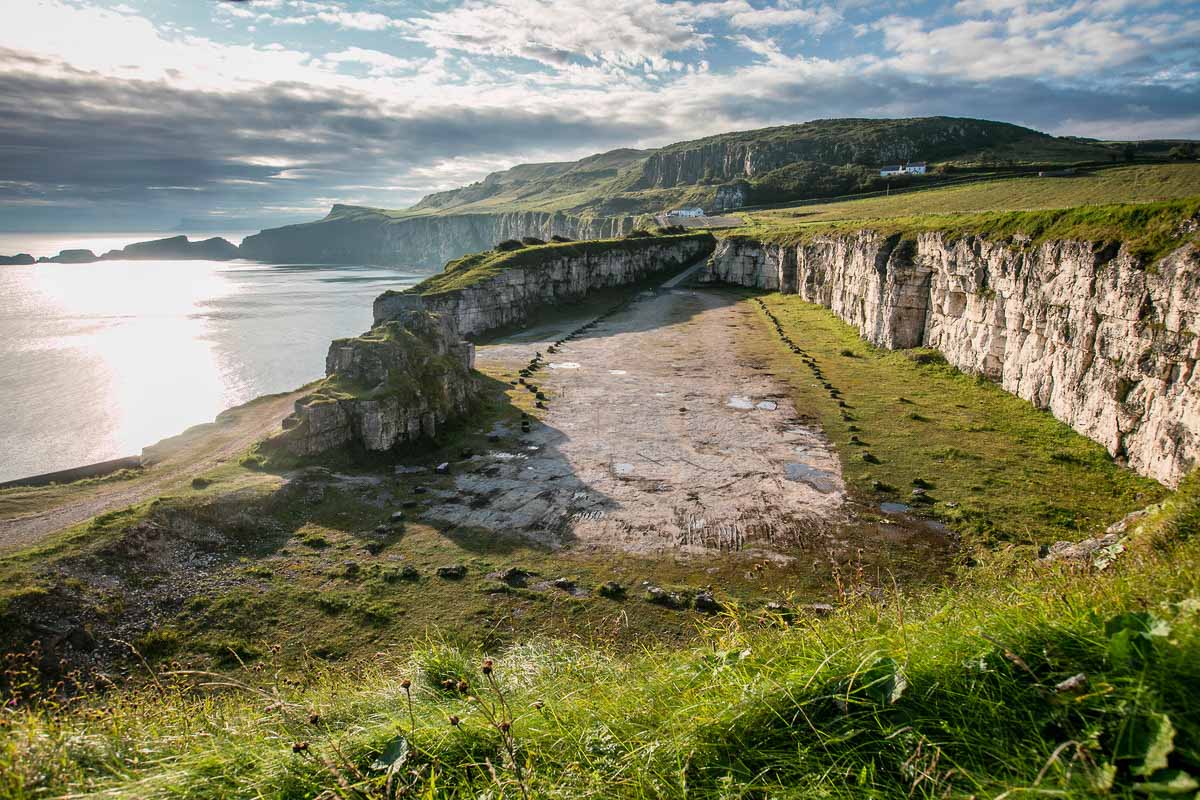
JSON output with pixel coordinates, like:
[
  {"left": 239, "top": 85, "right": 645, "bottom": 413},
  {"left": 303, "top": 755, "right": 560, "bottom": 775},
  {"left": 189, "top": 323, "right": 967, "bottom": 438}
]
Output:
[
  {"left": 428, "top": 280, "right": 847, "bottom": 557},
  {"left": 0, "top": 390, "right": 303, "bottom": 554}
]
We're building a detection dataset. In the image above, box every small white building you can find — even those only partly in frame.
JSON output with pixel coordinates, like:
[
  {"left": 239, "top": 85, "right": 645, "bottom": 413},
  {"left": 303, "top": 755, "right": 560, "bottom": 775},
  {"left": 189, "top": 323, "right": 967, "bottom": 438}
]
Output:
[
  {"left": 668, "top": 207, "right": 705, "bottom": 218},
  {"left": 880, "top": 162, "right": 927, "bottom": 177}
]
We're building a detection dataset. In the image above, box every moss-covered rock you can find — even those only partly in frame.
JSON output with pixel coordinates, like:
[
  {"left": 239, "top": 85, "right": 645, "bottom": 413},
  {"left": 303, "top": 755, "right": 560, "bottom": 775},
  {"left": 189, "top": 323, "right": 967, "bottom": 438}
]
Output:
[{"left": 268, "top": 310, "right": 477, "bottom": 457}]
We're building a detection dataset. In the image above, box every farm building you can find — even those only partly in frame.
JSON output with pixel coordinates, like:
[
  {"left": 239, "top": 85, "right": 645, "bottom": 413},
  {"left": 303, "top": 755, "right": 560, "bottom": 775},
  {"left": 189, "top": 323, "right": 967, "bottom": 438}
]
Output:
[{"left": 879, "top": 162, "right": 927, "bottom": 177}]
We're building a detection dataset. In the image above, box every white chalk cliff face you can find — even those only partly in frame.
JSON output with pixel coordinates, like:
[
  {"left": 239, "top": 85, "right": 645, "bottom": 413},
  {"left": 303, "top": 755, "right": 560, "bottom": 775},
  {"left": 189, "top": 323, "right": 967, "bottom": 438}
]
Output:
[
  {"left": 705, "top": 232, "right": 1200, "bottom": 487},
  {"left": 375, "top": 238, "right": 715, "bottom": 336}
]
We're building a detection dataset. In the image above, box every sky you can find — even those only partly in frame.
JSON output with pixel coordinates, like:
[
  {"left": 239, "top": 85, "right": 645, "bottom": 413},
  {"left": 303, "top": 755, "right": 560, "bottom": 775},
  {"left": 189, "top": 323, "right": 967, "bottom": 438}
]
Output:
[{"left": 1, "top": 0, "right": 1198, "bottom": 233}]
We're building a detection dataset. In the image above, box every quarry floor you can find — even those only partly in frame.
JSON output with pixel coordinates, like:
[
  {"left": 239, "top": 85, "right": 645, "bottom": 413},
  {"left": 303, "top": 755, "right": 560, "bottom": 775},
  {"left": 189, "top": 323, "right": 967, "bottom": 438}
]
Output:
[{"left": 431, "top": 281, "right": 943, "bottom": 563}]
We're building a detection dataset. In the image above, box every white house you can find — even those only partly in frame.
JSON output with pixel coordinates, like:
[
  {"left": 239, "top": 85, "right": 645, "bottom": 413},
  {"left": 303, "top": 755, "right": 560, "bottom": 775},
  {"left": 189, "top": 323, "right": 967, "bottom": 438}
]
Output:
[
  {"left": 668, "top": 207, "right": 705, "bottom": 218},
  {"left": 880, "top": 162, "right": 927, "bottom": 177}
]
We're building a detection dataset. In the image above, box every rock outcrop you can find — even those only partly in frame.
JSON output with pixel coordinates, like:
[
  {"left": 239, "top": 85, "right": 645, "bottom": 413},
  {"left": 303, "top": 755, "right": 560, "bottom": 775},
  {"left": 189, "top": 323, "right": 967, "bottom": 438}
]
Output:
[
  {"left": 38, "top": 249, "right": 99, "bottom": 264},
  {"left": 374, "top": 235, "right": 715, "bottom": 336},
  {"left": 101, "top": 235, "right": 240, "bottom": 261},
  {"left": 240, "top": 206, "right": 636, "bottom": 268},
  {"left": 704, "top": 232, "right": 1200, "bottom": 487},
  {"left": 269, "top": 310, "right": 476, "bottom": 457}
]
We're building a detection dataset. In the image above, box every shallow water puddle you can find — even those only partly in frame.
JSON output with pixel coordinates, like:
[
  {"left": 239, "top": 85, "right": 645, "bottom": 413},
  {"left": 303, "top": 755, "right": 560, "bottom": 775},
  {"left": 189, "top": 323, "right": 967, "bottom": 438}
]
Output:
[
  {"left": 549, "top": 362, "right": 580, "bottom": 369},
  {"left": 727, "top": 395, "right": 754, "bottom": 410},
  {"left": 784, "top": 462, "right": 839, "bottom": 493},
  {"left": 880, "top": 502, "right": 911, "bottom": 514},
  {"left": 756, "top": 400, "right": 778, "bottom": 410}
]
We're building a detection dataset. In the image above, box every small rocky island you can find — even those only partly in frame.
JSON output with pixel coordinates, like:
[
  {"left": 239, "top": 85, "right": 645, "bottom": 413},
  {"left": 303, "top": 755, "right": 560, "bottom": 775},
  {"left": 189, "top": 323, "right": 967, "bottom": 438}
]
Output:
[{"left": 5, "top": 235, "right": 242, "bottom": 266}]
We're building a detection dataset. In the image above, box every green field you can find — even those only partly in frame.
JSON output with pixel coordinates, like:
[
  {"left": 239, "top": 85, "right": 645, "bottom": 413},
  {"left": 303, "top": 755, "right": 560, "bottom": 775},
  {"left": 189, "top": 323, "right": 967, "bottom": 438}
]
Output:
[
  {"left": 748, "top": 163, "right": 1200, "bottom": 225},
  {"left": 743, "top": 294, "right": 1166, "bottom": 548}
]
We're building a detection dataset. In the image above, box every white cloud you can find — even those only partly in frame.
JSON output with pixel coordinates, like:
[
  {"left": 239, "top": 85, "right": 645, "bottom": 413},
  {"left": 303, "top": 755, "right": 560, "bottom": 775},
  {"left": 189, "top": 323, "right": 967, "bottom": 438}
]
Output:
[{"left": 399, "top": 0, "right": 709, "bottom": 70}]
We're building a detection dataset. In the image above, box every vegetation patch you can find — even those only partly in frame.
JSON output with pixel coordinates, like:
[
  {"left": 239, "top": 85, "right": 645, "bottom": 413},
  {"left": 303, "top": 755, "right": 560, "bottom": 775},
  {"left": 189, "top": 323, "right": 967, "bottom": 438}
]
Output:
[
  {"left": 734, "top": 194, "right": 1200, "bottom": 266},
  {"left": 744, "top": 292, "right": 1166, "bottom": 548},
  {"left": 2, "top": 482, "right": 1197, "bottom": 798}
]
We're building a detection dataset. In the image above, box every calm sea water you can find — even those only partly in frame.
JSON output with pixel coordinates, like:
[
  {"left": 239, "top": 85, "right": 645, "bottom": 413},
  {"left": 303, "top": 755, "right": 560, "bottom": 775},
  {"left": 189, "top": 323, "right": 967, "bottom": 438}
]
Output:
[{"left": 0, "top": 233, "right": 428, "bottom": 482}]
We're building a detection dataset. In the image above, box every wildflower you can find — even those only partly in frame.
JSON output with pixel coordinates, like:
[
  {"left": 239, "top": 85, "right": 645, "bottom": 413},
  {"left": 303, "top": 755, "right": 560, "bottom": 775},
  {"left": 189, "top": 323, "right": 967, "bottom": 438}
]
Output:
[
  {"left": 401, "top": 678, "right": 412, "bottom": 690},
  {"left": 456, "top": 680, "right": 469, "bottom": 693},
  {"left": 482, "top": 658, "right": 494, "bottom": 675},
  {"left": 292, "top": 741, "right": 309, "bottom": 753},
  {"left": 308, "top": 713, "right": 321, "bottom": 726},
  {"left": 449, "top": 715, "right": 460, "bottom": 727},
  {"left": 499, "top": 721, "right": 511, "bottom": 733},
  {"left": 441, "top": 679, "right": 455, "bottom": 690}
]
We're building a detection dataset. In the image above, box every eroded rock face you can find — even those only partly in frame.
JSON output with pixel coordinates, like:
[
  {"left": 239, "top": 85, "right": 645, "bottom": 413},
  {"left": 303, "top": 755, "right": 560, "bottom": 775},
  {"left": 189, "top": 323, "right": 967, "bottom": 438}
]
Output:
[
  {"left": 705, "top": 232, "right": 1200, "bottom": 487},
  {"left": 271, "top": 310, "right": 477, "bottom": 456},
  {"left": 374, "top": 237, "right": 715, "bottom": 336}
]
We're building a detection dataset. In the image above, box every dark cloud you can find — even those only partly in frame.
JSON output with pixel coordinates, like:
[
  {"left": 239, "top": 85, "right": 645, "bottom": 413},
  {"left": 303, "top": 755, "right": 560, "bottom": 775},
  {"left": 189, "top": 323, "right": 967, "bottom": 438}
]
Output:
[
  {"left": 0, "top": 52, "right": 659, "bottom": 230},
  {"left": 0, "top": 43, "right": 1196, "bottom": 232}
]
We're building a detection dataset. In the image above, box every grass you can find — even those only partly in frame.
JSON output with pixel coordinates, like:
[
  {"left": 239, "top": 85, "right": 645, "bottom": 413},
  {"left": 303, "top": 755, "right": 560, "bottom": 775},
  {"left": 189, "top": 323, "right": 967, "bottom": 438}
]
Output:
[
  {"left": 746, "top": 163, "right": 1200, "bottom": 225},
  {"left": 2, "top": 475, "right": 1197, "bottom": 799},
  {"left": 732, "top": 196, "right": 1200, "bottom": 266},
  {"left": 743, "top": 292, "right": 1166, "bottom": 548},
  {"left": 397, "top": 232, "right": 713, "bottom": 296}
]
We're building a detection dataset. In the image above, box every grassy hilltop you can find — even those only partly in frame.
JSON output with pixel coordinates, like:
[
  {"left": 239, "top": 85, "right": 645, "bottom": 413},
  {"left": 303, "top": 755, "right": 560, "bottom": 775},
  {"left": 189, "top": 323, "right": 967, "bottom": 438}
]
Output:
[{"left": 382, "top": 117, "right": 1182, "bottom": 220}]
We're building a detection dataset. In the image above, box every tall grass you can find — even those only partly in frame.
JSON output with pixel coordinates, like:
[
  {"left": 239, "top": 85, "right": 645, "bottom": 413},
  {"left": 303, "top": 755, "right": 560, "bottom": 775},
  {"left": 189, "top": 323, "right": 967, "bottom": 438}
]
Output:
[{"left": 4, "top": 479, "right": 1198, "bottom": 799}]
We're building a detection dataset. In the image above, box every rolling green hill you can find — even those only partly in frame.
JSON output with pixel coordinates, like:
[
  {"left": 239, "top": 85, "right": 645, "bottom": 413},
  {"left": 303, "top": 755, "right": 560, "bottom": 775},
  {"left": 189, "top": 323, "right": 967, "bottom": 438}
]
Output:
[
  {"left": 393, "top": 117, "right": 1138, "bottom": 219},
  {"left": 745, "top": 163, "right": 1200, "bottom": 227}
]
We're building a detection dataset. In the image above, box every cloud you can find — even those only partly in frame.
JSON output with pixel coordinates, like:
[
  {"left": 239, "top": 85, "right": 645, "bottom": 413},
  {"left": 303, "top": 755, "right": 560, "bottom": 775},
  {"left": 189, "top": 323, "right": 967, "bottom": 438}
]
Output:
[
  {"left": 0, "top": 0, "right": 1198, "bottom": 231},
  {"left": 399, "top": 0, "right": 709, "bottom": 70}
]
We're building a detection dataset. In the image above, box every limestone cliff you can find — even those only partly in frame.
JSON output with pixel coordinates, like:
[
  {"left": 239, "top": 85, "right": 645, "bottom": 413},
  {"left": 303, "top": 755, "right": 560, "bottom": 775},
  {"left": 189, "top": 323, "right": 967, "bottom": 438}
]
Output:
[
  {"left": 240, "top": 206, "right": 635, "bottom": 268},
  {"left": 269, "top": 310, "right": 476, "bottom": 457},
  {"left": 704, "top": 231, "right": 1200, "bottom": 487},
  {"left": 374, "top": 235, "right": 715, "bottom": 336}
]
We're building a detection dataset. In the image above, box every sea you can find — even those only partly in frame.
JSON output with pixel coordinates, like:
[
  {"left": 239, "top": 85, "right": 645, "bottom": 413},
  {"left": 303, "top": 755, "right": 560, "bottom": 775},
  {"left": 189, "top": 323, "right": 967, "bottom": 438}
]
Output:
[{"left": 0, "top": 232, "right": 431, "bottom": 483}]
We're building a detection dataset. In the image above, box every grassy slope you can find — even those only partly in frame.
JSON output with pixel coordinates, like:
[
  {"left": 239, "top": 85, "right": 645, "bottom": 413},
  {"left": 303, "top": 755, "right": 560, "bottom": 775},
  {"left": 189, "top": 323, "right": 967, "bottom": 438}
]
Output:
[
  {"left": 731, "top": 195, "right": 1200, "bottom": 265},
  {"left": 742, "top": 293, "right": 1166, "bottom": 547},
  {"left": 748, "top": 163, "right": 1200, "bottom": 224},
  {"left": 4, "top": 478, "right": 1196, "bottom": 799}
]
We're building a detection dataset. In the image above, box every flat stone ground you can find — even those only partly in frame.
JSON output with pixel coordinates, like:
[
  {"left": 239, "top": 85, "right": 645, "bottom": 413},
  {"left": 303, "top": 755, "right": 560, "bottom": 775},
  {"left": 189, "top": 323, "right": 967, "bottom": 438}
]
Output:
[{"left": 426, "top": 282, "right": 850, "bottom": 559}]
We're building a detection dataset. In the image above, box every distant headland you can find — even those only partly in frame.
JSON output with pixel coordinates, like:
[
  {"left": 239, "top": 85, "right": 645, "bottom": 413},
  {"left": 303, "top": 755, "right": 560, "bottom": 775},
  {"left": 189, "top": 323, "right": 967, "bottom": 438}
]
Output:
[{"left": 0, "top": 234, "right": 241, "bottom": 265}]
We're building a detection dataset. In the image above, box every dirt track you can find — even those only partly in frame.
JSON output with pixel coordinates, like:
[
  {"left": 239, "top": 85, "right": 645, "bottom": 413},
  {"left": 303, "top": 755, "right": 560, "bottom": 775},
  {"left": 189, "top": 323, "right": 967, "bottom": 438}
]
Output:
[
  {"left": 0, "top": 390, "right": 303, "bottom": 554},
  {"left": 427, "top": 282, "right": 848, "bottom": 558}
]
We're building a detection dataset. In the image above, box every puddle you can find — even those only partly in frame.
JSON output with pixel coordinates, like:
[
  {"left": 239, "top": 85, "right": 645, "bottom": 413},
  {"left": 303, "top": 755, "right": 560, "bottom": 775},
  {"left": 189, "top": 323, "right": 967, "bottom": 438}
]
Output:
[
  {"left": 654, "top": 392, "right": 670, "bottom": 398},
  {"left": 880, "top": 502, "right": 911, "bottom": 514},
  {"left": 549, "top": 362, "right": 580, "bottom": 369},
  {"left": 613, "top": 463, "right": 635, "bottom": 476},
  {"left": 756, "top": 400, "right": 778, "bottom": 411},
  {"left": 608, "top": 370, "right": 627, "bottom": 375},
  {"left": 489, "top": 451, "right": 526, "bottom": 461},
  {"left": 727, "top": 395, "right": 755, "bottom": 410},
  {"left": 784, "top": 462, "right": 839, "bottom": 493}
]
